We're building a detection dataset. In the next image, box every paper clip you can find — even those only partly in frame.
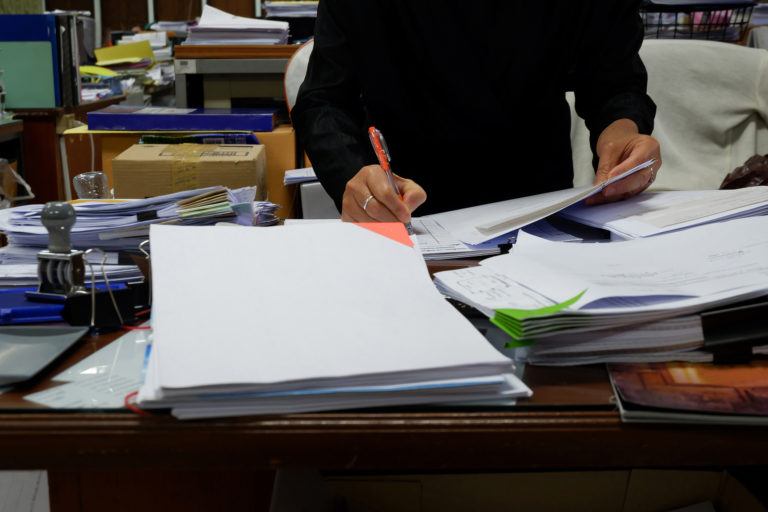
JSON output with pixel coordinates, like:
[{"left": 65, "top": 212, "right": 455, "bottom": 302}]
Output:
[
  {"left": 84, "top": 248, "right": 124, "bottom": 329},
  {"left": 139, "top": 240, "right": 151, "bottom": 309}
]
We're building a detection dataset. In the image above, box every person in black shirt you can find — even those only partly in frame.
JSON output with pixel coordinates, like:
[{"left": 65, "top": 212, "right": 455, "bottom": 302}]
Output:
[{"left": 292, "top": 1, "right": 661, "bottom": 222}]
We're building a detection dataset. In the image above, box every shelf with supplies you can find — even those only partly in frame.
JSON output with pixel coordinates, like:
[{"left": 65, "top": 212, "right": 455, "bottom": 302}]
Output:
[{"left": 173, "top": 44, "right": 300, "bottom": 110}]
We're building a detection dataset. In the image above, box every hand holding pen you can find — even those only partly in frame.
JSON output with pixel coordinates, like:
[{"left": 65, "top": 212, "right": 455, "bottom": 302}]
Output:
[{"left": 340, "top": 126, "right": 426, "bottom": 226}]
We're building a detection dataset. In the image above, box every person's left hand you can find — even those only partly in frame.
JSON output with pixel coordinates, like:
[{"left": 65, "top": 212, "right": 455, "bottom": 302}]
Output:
[{"left": 586, "top": 119, "right": 662, "bottom": 206}]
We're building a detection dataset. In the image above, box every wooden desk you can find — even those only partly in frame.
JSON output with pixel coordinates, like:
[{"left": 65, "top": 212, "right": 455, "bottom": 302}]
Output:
[
  {"left": 0, "top": 119, "right": 23, "bottom": 187},
  {"left": 0, "top": 327, "right": 767, "bottom": 511},
  {"left": 11, "top": 96, "right": 125, "bottom": 204},
  {"left": 0, "top": 118, "right": 23, "bottom": 144}
]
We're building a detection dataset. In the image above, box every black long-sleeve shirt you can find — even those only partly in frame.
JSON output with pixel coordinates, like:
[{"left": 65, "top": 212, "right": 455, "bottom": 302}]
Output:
[{"left": 292, "top": 1, "right": 656, "bottom": 215}]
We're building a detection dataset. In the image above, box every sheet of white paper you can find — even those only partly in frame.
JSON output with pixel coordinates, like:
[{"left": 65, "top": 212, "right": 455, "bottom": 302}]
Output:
[
  {"left": 198, "top": 4, "right": 288, "bottom": 29},
  {"left": 24, "top": 327, "right": 151, "bottom": 409},
  {"left": 54, "top": 327, "right": 150, "bottom": 383},
  {"left": 434, "top": 266, "right": 553, "bottom": 317},
  {"left": 24, "top": 374, "right": 140, "bottom": 409},
  {"left": 486, "top": 216, "right": 768, "bottom": 310},
  {"left": 561, "top": 187, "right": 768, "bottom": 239},
  {"left": 426, "top": 159, "right": 654, "bottom": 245}
]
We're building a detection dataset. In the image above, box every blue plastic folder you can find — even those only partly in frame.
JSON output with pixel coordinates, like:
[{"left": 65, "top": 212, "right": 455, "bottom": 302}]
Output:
[
  {"left": 87, "top": 106, "right": 277, "bottom": 132},
  {"left": 1, "top": 283, "right": 130, "bottom": 325},
  {"left": 0, "top": 287, "right": 63, "bottom": 325}
]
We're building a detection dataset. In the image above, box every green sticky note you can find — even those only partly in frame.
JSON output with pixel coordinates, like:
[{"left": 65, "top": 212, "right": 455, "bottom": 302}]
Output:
[{"left": 495, "top": 290, "right": 586, "bottom": 321}]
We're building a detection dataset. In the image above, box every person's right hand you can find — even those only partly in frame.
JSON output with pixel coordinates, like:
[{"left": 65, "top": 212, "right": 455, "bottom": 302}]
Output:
[{"left": 341, "top": 165, "right": 427, "bottom": 222}]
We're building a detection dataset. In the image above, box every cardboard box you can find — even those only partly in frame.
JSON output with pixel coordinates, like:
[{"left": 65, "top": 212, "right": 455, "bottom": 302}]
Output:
[
  {"left": 64, "top": 125, "right": 299, "bottom": 216},
  {"left": 255, "top": 125, "right": 297, "bottom": 218},
  {"left": 112, "top": 144, "right": 266, "bottom": 199}
]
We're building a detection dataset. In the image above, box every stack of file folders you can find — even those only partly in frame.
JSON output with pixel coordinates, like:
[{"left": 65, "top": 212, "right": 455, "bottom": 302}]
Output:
[
  {"left": 434, "top": 216, "right": 768, "bottom": 365},
  {"left": 185, "top": 5, "right": 289, "bottom": 46},
  {"left": 138, "top": 223, "right": 530, "bottom": 418}
]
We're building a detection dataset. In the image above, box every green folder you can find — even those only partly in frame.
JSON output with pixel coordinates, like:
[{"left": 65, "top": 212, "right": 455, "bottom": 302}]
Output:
[{"left": 0, "top": 41, "right": 56, "bottom": 108}]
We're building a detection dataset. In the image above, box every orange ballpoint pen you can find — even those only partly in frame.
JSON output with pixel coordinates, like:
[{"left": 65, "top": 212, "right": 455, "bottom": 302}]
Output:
[{"left": 368, "top": 126, "right": 414, "bottom": 234}]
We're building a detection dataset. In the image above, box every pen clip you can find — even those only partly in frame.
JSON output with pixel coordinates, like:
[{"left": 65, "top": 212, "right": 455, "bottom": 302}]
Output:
[
  {"left": 378, "top": 131, "right": 391, "bottom": 161},
  {"left": 368, "top": 126, "right": 392, "bottom": 170}
]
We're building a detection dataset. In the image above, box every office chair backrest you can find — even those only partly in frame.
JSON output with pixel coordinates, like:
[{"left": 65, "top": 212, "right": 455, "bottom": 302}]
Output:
[
  {"left": 570, "top": 39, "right": 768, "bottom": 190},
  {"left": 285, "top": 39, "right": 315, "bottom": 112}
]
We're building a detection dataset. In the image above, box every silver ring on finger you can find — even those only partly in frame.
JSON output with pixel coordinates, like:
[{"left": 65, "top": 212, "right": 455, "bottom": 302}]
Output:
[{"left": 362, "top": 194, "right": 374, "bottom": 212}]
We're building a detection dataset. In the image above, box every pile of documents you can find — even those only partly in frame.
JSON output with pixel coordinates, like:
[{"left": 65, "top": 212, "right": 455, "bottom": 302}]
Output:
[
  {"left": 0, "top": 187, "right": 258, "bottom": 252},
  {"left": 253, "top": 201, "right": 279, "bottom": 226},
  {"left": 138, "top": 223, "right": 529, "bottom": 418},
  {"left": 283, "top": 167, "right": 317, "bottom": 185},
  {"left": 95, "top": 40, "right": 155, "bottom": 75},
  {"left": 423, "top": 160, "right": 654, "bottom": 248},
  {"left": 0, "top": 263, "right": 142, "bottom": 288},
  {"left": 434, "top": 217, "right": 768, "bottom": 365},
  {"left": 411, "top": 218, "right": 503, "bottom": 260},
  {"left": 403, "top": 160, "right": 653, "bottom": 259},
  {"left": 559, "top": 187, "right": 768, "bottom": 239},
  {"left": 264, "top": 1, "right": 319, "bottom": 18},
  {"left": 0, "top": 245, "right": 143, "bottom": 287},
  {"left": 117, "top": 31, "right": 172, "bottom": 63},
  {"left": 150, "top": 21, "right": 191, "bottom": 37},
  {"left": 185, "top": 5, "right": 289, "bottom": 46}
]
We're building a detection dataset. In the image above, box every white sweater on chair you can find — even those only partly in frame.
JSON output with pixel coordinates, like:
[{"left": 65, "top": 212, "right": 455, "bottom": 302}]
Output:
[{"left": 570, "top": 39, "right": 768, "bottom": 190}]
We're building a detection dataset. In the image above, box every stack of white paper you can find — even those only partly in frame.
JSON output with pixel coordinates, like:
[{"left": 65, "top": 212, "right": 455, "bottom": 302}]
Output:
[
  {"left": 0, "top": 186, "right": 257, "bottom": 252},
  {"left": 264, "top": 1, "right": 319, "bottom": 18},
  {"left": 138, "top": 223, "right": 529, "bottom": 418},
  {"left": 150, "top": 21, "right": 191, "bottom": 36},
  {"left": 410, "top": 218, "right": 503, "bottom": 260},
  {"left": 434, "top": 217, "right": 768, "bottom": 364},
  {"left": 283, "top": 167, "right": 316, "bottom": 185},
  {"left": 185, "top": 5, "right": 289, "bottom": 45},
  {"left": 560, "top": 187, "right": 768, "bottom": 239}
]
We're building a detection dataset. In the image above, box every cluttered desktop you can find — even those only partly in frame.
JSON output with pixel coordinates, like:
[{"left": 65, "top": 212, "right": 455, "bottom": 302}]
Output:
[{"left": 1, "top": 1, "right": 768, "bottom": 511}]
